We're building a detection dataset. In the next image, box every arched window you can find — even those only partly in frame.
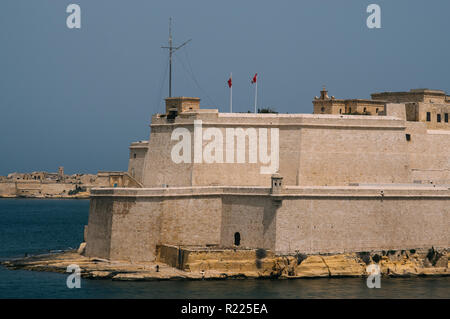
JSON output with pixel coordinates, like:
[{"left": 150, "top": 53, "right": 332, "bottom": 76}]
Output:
[{"left": 234, "top": 232, "right": 241, "bottom": 246}]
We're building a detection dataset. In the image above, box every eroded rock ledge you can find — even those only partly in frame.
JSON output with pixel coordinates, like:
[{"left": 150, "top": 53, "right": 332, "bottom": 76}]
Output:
[{"left": 1, "top": 246, "right": 448, "bottom": 281}]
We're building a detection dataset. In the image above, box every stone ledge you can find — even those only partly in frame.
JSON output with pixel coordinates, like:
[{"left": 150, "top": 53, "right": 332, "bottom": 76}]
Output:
[{"left": 89, "top": 185, "right": 450, "bottom": 198}]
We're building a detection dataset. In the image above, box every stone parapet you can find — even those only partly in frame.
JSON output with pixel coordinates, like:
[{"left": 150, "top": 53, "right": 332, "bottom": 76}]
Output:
[{"left": 90, "top": 184, "right": 450, "bottom": 199}]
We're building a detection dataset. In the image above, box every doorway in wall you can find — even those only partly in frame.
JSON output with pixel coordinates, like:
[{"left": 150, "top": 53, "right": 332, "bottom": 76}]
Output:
[{"left": 234, "top": 232, "right": 241, "bottom": 246}]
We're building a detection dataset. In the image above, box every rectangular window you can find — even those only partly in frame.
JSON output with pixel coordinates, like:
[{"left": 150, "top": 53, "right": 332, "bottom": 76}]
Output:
[
  {"left": 426, "top": 112, "right": 431, "bottom": 121},
  {"left": 406, "top": 134, "right": 411, "bottom": 141},
  {"left": 445, "top": 113, "right": 449, "bottom": 123},
  {"left": 437, "top": 114, "right": 441, "bottom": 123}
]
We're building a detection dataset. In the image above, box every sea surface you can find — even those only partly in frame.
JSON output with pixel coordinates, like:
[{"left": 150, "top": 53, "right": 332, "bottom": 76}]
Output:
[{"left": 0, "top": 199, "right": 448, "bottom": 299}]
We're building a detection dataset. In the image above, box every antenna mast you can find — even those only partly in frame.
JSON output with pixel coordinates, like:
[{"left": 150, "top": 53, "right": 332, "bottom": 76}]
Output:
[{"left": 161, "top": 18, "right": 191, "bottom": 97}]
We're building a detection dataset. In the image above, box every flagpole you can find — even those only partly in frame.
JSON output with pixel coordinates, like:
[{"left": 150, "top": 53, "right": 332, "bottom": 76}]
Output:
[
  {"left": 230, "top": 72, "right": 233, "bottom": 113},
  {"left": 254, "top": 77, "right": 258, "bottom": 113}
]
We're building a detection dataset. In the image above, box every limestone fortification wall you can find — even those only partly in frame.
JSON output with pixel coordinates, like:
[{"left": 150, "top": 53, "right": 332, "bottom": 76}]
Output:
[
  {"left": 0, "top": 181, "right": 87, "bottom": 198},
  {"left": 84, "top": 107, "right": 450, "bottom": 263},
  {"left": 0, "top": 182, "right": 16, "bottom": 196},
  {"left": 140, "top": 112, "right": 421, "bottom": 187},
  {"left": 85, "top": 186, "right": 449, "bottom": 262},
  {"left": 41, "top": 182, "right": 77, "bottom": 195},
  {"left": 221, "top": 195, "right": 276, "bottom": 250},
  {"left": 276, "top": 192, "right": 449, "bottom": 255},
  {"left": 85, "top": 198, "right": 113, "bottom": 260},
  {"left": 86, "top": 190, "right": 224, "bottom": 262},
  {"left": 296, "top": 125, "right": 409, "bottom": 185},
  {"left": 406, "top": 123, "right": 450, "bottom": 183},
  {"left": 142, "top": 124, "right": 194, "bottom": 187},
  {"left": 128, "top": 142, "right": 148, "bottom": 184}
]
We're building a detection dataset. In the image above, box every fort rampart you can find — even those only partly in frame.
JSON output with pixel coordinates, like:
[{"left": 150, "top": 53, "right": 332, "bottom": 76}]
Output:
[
  {"left": 86, "top": 185, "right": 449, "bottom": 262},
  {"left": 85, "top": 93, "right": 450, "bottom": 263}
]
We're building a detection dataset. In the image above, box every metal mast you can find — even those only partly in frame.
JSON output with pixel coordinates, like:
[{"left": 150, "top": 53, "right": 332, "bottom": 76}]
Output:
[{"left": 161, "top": 18, "right": 191, "bottom": 97}]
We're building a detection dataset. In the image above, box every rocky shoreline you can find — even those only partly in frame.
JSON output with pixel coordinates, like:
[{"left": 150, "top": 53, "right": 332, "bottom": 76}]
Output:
[{"left": 1, "top": 248, "right": 448, "bottom": 281}]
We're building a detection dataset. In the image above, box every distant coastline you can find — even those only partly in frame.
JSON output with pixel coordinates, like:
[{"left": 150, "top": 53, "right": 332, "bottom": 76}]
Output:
[
  {"left": 0, "top": 195, "right": 90, "bottom": 199},
  {"left": 0, "top": 167, "right": 138, "bottom": 199}
]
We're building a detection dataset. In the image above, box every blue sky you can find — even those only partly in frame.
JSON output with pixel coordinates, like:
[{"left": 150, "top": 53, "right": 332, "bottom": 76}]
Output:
[{"left": 1, "top": 0, "right": 449, "bottom": 175}]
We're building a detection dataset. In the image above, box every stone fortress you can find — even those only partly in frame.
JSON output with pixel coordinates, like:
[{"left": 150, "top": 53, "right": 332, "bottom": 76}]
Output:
[{"left": 84, "top": 88, "right": 449, "bottom": 266}]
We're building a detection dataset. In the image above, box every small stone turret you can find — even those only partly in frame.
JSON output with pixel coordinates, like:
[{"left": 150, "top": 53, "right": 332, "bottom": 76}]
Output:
[
  {"left": 165, "top": 97, "right": 200, "bottom": 114},
  {"left": 319, "top": 86, "right": 329, "bottom": 100},
  {"left": 271, "top": 173, "right": 284, "bottom": 194},
  {"left": 58, "top": 166, "right": 65, "bottom": 182}
]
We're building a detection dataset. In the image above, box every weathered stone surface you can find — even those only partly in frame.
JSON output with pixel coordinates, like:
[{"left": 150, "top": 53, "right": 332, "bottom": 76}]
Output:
[
  {"left": 77, "top": 242, "right": 86, "bottom": 254},
  {"left": 294, "top": 256, "right": 330, "bottom": 277},
  {"left": 2, "top": 249, "right": 447, "bottom": 281},
  {"left": 323, "top": 254, "right": 366, "bottom": 277}
]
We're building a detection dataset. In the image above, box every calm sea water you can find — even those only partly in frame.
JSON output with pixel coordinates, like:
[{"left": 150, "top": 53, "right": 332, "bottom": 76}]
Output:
[{"left": 0, "top": 199, "right": 448, "bottom": 299}]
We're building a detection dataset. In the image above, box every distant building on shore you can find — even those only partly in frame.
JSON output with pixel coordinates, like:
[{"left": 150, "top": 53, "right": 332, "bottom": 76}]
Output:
[{"left": 0, "top": 168, "right": 141, "bottom": 198}]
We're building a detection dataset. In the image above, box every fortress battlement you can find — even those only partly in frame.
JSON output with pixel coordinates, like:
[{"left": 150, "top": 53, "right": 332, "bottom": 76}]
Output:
[{"left": 151, "top": 111, "right": 406, "bottom": 130}]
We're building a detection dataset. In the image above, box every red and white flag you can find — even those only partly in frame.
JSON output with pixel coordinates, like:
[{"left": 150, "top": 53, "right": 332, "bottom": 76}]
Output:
[
  {"left": 228, "top": 73, "right": 233, "bottom": 112},
  {"left": 251, "top": 73, "right": 258, "bottom": 113},
  {"left": 251, "top": 73, "right": 257, "bottom": 84}
]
